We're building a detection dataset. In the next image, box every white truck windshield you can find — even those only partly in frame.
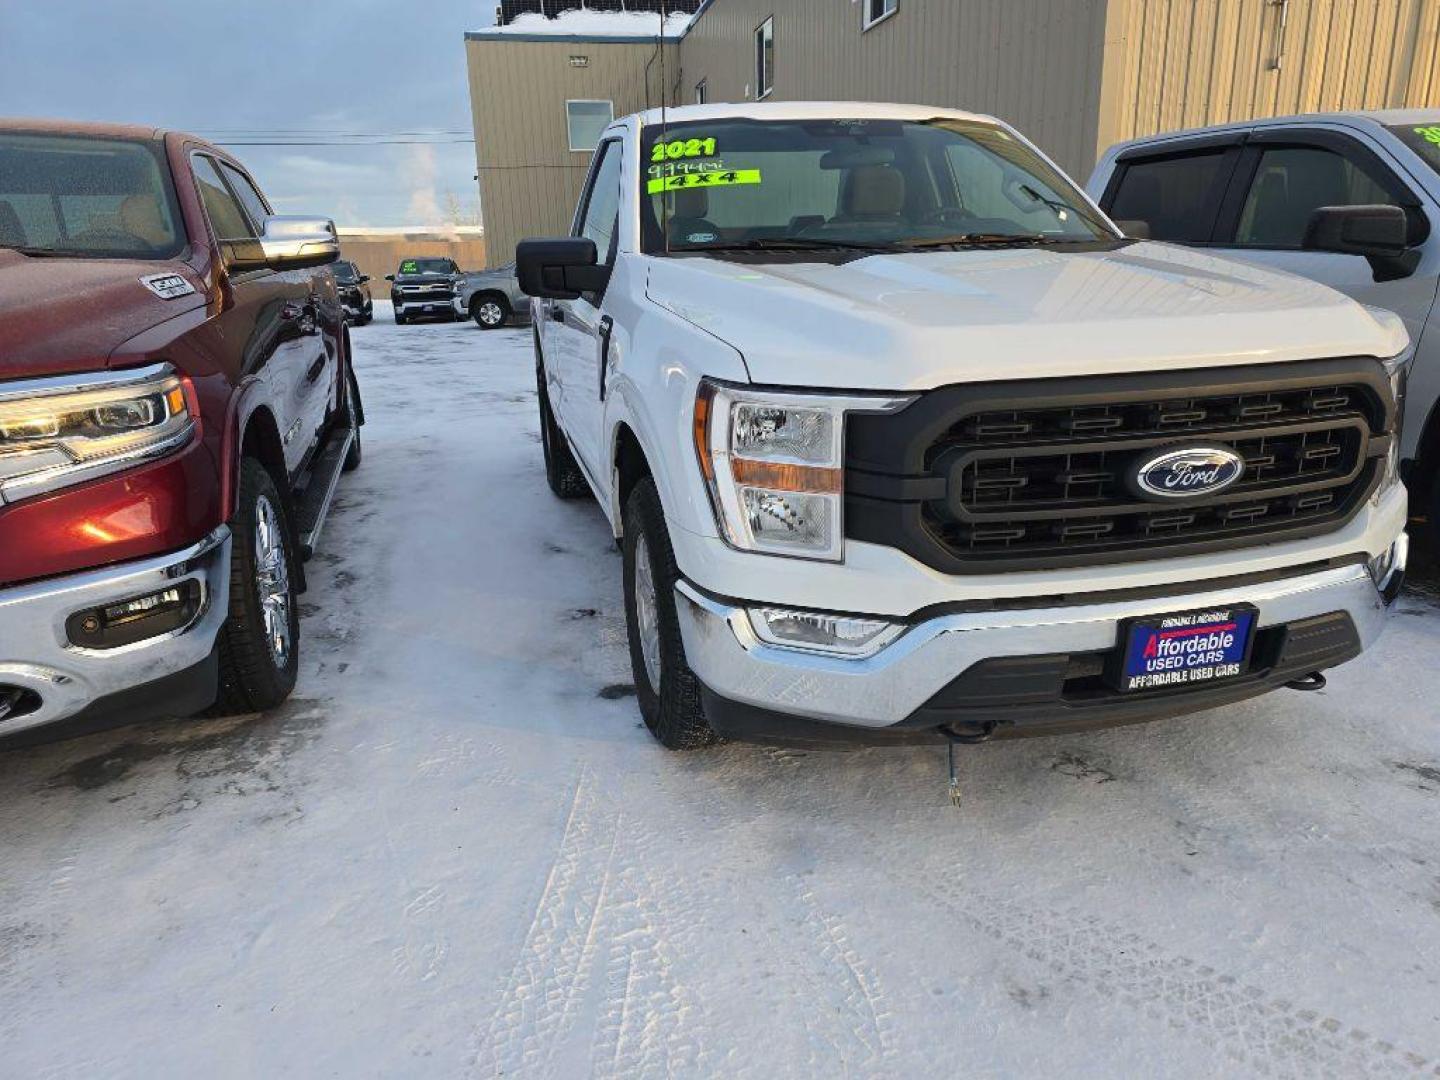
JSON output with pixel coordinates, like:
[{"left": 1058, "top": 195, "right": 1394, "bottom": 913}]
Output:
[{"left": 640, "top": 117, "right": 1113, "bottom": 254}]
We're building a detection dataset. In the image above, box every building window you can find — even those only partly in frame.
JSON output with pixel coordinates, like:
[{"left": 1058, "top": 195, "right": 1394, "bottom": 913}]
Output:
[
  {"left": 566, "top": 100, "right": 614, "bottom": 152},
  {"left": 863, "top": 0, "right": 898, "bottom": 29},
  {"left": 694, "top": 79, "right": 707, "bottom": 105},
  {"left": 754, "top": 17, "right": 773, "bottom": 99}
]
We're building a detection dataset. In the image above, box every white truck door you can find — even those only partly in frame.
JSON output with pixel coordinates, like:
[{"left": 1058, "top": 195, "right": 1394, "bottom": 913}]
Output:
[
  {"left": 549, "top": 137, "right": 624, "bottom": 477},
  {"left": 1099, "top": 127, "right": 1440, "bottom": 465},
  {"left": 1204, "top": 133, "right": 1437, "bottom": 344}
]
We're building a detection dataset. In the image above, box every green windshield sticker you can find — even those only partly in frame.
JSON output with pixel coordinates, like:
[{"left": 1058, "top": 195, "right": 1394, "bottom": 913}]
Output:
[
  {"left": 1414, "top": 125, "right": 1440, "bottom": 145},
  {"left": 647, "top": 169, "right": 761, "bottom": 194},
  {"left": 400, "top": 260, "right": 418, "bottom": 272},
  {"left": 651, "top": 136, "right": 718, "bottom": 163}
]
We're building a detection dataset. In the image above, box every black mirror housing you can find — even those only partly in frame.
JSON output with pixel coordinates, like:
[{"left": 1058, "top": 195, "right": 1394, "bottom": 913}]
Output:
[
  {"left": 1304, "top": 204, "right": 1418, "bottom": 282},
  {"left": 358, "top": 275, "right": 370, "bottom": 284},
  {"left": 516, "top": 237, "right": 609, "bottom": 300},
  {"left": 384, "top": 274, "right": 395, "bottom": 282},
  {"left": 1304, "top": 204, "right": 1408, "bottom": 257}
]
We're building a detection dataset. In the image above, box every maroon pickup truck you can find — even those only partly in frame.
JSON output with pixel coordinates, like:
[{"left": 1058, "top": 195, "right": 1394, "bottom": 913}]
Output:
[{"left": 0, "top": 119, "right": 363, "bottom": 743}]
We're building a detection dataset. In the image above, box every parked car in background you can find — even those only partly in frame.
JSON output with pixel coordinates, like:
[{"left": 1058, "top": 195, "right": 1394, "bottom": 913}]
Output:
[
  {"left": 387, "top": 256, "right": 462, "bottom": 324},
  {"left": 331, "top": 259, "right": 373, "bottom": 325},
  {"left": 1088, "top": 109, "right": 1440, "bottom": 555},
  {"left": 518, "top": 101, "right": 1408, "bottom": 761},
  {"left": 453, "top": 261, "right": 530, "bottom": 329},
  {"left": 0, "top": 118, "right": 363, "bottom": 745}
]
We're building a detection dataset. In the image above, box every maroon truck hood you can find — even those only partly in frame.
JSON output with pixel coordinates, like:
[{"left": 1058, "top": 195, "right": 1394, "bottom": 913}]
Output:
[{"left": 0, "top": 249, "right": 207, "bottom": 377}]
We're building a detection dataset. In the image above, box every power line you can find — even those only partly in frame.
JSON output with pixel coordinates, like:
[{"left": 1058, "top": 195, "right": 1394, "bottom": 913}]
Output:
[
  {"left": 199, "top": 129, "right": 473, "bottom": 137},
  {"left": 214, "top": 139, "right": 476, "bottom": 147},
  {"left": 475, "top": 163, "right": 590, "bottom": 171}
]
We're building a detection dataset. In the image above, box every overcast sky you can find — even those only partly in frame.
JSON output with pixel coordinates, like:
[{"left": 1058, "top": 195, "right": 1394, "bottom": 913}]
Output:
[{"left": 0, "top": 2, "right": 497, "bottom": 227}]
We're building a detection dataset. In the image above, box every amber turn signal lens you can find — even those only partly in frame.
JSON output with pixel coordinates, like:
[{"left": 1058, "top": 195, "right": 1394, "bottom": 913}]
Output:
[
  {"left": 693, "top": 381, "right": 716, "bottom": 482},
  {"left": 730, "top": 458, "right": 841, "bottom": 494}
]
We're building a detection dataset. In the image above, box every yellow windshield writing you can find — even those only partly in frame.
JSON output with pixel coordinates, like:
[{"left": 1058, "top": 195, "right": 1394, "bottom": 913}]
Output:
[
  {"left": 647, "top": 169, "right": 762, "bottom": 194},
  {"left": 651, "top": 136, "right": 718, "bottom": 162}
]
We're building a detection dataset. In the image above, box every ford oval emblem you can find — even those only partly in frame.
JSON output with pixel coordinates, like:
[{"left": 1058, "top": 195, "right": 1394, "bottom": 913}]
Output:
[{"left": 1132, "top": 445, "right": 1245, "bottom": 499}]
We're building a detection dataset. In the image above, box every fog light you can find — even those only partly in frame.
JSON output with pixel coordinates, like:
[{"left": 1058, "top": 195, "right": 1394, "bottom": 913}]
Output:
[
  {"left": 67, "top": 580, "right": 202, "bottom": 650},
  {"left": 748, "top": 605, "right": 903, "bottom": 658}
]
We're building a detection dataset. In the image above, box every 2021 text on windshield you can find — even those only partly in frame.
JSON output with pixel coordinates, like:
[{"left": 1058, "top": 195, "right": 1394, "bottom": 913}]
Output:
[{"left": 639, "top": 117, "right": 1118, "bottom": 255}]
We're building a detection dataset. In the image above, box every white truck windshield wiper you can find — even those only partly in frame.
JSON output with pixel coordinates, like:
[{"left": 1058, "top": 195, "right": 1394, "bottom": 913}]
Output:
[
  {"left": 671, "top": 236, "right": 906, "bottom": 254},
  {"left": 900, "top": 233, "right": 1093, "bottom": 249}
]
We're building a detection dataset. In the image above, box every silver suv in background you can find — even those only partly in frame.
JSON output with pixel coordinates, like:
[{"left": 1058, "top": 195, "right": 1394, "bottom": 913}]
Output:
[
  {"left": 1088, "top": 109, "right": 1440, "bottom": 555},
  {"left": 453, "top": 261, "right": 530, "bottom": 329}
]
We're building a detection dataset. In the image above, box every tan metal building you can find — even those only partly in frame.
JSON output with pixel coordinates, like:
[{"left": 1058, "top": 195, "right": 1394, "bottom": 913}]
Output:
[
  {"left": 466, "top": 0, "right": 1440, "bottom": 261},
  {"left": 337, "top": 226, "right": 488, "bottom": 284},
  {"left": 464, "top": 32, "right": 679, "bottom": 260}
]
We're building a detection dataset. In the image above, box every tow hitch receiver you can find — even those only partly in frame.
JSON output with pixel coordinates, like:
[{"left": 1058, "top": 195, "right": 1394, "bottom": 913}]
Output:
[{"left": 1285, "top": 671, "right": 1327, "bottom": 692}]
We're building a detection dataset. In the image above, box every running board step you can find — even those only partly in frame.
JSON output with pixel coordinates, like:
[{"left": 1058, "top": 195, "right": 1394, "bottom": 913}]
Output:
[{"left": 294, "top": 425, "right": 354, "bottom": 561}]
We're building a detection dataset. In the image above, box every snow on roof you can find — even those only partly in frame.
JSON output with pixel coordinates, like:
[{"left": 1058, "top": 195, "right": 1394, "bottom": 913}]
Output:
[{"left": 470, "top": 9, "right": 692, "bottom": 41}]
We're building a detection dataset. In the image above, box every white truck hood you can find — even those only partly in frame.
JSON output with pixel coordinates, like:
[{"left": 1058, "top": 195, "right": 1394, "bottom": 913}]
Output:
[{"left": 643, "top": 241, "right": 1407, "bottom": 390}]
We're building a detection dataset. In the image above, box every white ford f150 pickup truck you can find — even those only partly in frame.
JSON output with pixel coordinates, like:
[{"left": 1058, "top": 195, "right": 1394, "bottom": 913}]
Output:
[{"left": 516, "top": 102, "right": 1410, "bottom": 754}]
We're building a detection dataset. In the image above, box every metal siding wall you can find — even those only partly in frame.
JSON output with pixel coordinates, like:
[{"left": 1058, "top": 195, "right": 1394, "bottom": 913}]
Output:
[
  {"left": 466, "top": 37, "right": 678, "bottom": 262},
  {"left": 1101, "top": 0, "right": 1440, "bottom": 152},
  {"left": 677, "top": 0, "right": 1112, "bottom": 178}
]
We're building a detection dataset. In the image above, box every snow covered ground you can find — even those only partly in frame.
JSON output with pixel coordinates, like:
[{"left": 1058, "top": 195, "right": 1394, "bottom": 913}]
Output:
[{"left": 3, "top": 302, "right": 1440, "bottom": 1078}]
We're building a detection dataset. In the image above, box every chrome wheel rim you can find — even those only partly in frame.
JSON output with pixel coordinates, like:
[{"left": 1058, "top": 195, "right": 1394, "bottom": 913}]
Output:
[
  {"left": 254, "top": 494, "right": 292, "bottom": 670},
  {"left": 633, "top": 533, "right": 662, "bottom": 691},
  {"left": 478, "top": 302, "right": 503, "bottom": 326}
]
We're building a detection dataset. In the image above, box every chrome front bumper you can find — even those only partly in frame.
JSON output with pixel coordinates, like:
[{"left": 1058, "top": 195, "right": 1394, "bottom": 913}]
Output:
[
  {"left": 0, "top": 527, "right": 230, "bottom": 736},
  {"left": 674, "top": 542, "right": 1405, "bottom": 733},
  {"left": 395, "top": 297, "right": 454, "bottom": 313}
]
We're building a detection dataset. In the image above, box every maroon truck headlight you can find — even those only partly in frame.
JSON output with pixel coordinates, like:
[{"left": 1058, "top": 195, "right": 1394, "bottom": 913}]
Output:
[{"left": 0, "top": 363, "right": 197, "bottom": 504}]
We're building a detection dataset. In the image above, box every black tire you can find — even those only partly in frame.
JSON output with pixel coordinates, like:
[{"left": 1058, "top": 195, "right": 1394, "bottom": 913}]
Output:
[
  {"left": 1423, "top": 471, "right": 1440, "bottom": 569},
  {"left": 344, "top": 428, "right": 362, "bottom": 472},
  {"left": 472, "top": 293, "right": 510, "bottom": 330},
  {"left": 623, "top": 478, "right": 717, "bottom": 750},
  {"left": 394, "top": 309, "right": 406, "bottom": 325},
  {"left": 536, "top": 359, "right": 588, "bottom": 499},
  {"left": 211, "top": 459, "right": 300, "bottom": 715}
]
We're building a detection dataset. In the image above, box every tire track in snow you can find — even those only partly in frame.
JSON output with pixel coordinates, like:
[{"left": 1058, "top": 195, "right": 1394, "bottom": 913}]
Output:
[
  {"left": 786, "top": 874, "right": 897, "bottom": 1073},
  {"left": 589, "top": 814, "right": 709, "bottom": 1079},
  {"left": 914, "top": 873, "right": 1440, "bottom": 1078},
  {"left": 475, "top": 768, "right": 621, "bottom": 1077}
]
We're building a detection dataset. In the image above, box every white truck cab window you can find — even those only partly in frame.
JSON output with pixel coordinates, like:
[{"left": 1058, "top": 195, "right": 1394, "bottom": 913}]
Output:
[
  {"left": 1234, "top": 145, "right": 1398, "bottom": 248},
  {"left": 577, "top": 139, "right": 622, "bottom": 265}
]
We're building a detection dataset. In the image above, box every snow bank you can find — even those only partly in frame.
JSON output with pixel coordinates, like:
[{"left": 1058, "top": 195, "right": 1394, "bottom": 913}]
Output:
[{"left": 478, "top": 9, "right": 692, "bottom": 38}]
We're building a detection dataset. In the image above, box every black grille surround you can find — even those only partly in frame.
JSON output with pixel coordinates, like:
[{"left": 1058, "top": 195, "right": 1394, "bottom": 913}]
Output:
[{"left": 846, "top": 358, "right": 1397, "bottom": 574}]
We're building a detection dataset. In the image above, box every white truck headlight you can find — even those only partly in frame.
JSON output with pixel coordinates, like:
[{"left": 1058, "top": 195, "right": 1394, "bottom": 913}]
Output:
[
  {"left": 0, "top": 363, "right": 197, "bottom": 503},
  {"left": 693, "top": 379, "right": 912, "bottom": 562}
]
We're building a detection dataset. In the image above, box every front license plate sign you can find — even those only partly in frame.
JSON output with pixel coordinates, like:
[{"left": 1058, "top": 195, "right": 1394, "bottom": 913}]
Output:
[{"left": 1113, "top": 605, "right": 1257, "bottom": 693}]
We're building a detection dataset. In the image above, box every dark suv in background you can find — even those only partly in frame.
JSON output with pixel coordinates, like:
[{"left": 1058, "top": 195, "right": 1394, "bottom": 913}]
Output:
[
  {"left": 387, "top": 256, "right": 463, "bottom": 324},
  {"left": 331, "top": 259, "right": 372, "bottom": 325}
]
